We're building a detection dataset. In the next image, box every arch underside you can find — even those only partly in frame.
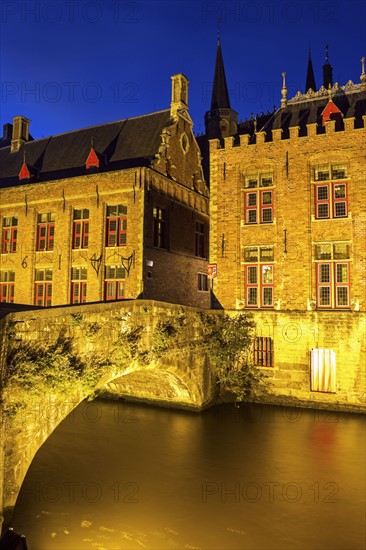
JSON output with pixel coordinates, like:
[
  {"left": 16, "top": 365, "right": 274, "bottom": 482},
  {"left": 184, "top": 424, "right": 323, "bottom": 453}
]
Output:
[{"left": 101, "top": 367, "right": 202, "bottom": 408}]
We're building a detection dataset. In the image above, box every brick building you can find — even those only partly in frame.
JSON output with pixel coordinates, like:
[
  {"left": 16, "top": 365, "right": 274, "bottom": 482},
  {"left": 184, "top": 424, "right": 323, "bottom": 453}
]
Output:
[
  {"left": 199, "top": 39, "right": 366, "bottom": 405},
  {"left": 0, "top": 42, "right": 365, "bottom": 407},
  {"left": 0, "top": 74, "right": 210, "bottom": 309}
]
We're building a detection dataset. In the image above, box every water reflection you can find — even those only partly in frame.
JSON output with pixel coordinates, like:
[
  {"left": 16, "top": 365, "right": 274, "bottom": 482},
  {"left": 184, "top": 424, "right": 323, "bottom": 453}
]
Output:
[{"left": 11, "top": 400, "right": 365, "bottom": 549}]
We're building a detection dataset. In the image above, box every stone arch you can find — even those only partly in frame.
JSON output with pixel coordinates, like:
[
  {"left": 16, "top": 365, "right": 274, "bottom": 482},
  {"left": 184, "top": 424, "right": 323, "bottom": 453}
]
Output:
[{"left": 0, "top": 300, "right": 215, "bottom": 530}]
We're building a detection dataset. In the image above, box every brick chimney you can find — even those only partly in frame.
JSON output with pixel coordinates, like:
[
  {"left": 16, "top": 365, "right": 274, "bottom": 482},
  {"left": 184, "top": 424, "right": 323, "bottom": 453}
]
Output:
[
  {"left": 2, "top": 123, "right": 13, "bottom": 142},
  {"left": 170, "top": 74, "right": 189, "bottom": 120},
  {"left": 11, "top": 116, "right": 30, "bottom": 152}
]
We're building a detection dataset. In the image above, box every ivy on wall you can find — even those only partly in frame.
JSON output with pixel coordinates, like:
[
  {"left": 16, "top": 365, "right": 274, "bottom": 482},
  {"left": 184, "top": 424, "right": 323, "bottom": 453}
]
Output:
[{"left": 1, "top": 310, "right": 269, "bottom": 416}]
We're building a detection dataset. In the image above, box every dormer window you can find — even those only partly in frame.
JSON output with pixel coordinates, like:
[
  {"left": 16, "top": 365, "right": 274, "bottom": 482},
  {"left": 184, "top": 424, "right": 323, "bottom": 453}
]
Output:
[
  {"left": 86, "top": 146, "right": 100, "bottom": 171},
  {"left": 18, "top": 161, "right": 31, "bottom": 183}
]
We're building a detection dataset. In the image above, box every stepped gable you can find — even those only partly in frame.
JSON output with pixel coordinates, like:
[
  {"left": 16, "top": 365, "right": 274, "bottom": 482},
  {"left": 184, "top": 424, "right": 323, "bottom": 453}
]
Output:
[{"left": 0, "top": 110, "right": 172, "bottom": 187}]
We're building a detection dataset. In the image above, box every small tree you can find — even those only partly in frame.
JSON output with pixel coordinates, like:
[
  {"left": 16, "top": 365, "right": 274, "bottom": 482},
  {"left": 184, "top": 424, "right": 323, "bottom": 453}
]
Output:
[{"left": 199, "top": 312, "right": 269, "bottom": 405}]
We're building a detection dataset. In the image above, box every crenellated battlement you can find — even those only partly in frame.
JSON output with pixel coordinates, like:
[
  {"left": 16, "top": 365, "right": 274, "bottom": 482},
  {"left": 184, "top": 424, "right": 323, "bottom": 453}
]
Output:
[{"left": 209, "top": 114, "right": 366, "bottom": 150}]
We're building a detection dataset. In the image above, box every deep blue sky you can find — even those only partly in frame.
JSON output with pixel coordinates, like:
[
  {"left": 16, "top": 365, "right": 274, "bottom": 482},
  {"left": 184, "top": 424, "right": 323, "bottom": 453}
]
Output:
[{"left": 1, "top": 0, "right": 365, "bottom": 139}]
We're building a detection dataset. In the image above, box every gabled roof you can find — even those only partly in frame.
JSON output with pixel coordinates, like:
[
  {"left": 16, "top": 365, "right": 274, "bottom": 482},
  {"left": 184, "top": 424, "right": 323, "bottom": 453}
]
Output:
[{"left": 0, "top": 110, "right": 172, "bottom": 188}]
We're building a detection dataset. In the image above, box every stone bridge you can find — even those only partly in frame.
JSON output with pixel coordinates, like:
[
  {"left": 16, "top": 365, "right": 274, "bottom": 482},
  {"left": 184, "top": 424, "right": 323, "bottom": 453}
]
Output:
[{"left": 0, "top": 300, "right": 216, "bottom": 531}]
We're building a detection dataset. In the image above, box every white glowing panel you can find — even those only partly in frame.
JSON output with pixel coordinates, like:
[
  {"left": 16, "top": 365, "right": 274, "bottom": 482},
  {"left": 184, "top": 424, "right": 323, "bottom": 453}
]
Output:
[{"left": 310, "top": 348, "right": 336, "bottom": 393}]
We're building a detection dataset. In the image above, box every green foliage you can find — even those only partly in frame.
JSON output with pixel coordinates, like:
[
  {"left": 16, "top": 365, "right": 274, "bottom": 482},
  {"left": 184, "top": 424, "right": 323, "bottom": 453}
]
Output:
[
  {"left": 151, "top": 311, "right": 186, "bottom": 357},
  {"left": 70, "top": 313, "right": 83, "bottom": 326},
  {"left": 2, "top": 336, "right": 111, "bottom": 416},
  {"left": 84, "top": 321, "right": 101, "bottom": 337},
  {"left": 198, "top": 312, "right": 269, "bottom": 404},
  {"left": 2, "top": 309, "right": 269, "bottom": 416}
]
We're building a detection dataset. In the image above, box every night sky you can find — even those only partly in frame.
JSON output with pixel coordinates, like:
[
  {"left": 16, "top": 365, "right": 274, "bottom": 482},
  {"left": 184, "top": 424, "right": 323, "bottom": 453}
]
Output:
[{"left": 1, "top": 0, "right": 365, "bottom": 139}]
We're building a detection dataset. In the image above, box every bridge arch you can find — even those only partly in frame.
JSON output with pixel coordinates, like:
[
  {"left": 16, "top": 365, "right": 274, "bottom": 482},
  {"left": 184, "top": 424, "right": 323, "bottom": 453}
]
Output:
[{"left": 0, "top": 300, "right": 215, "bottom": 531}]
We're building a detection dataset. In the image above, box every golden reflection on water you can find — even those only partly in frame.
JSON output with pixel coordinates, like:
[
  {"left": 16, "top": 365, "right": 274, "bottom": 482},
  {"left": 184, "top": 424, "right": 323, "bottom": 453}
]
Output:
[{"left": 11, "top": 401, "right": 366, "bottom": 550}]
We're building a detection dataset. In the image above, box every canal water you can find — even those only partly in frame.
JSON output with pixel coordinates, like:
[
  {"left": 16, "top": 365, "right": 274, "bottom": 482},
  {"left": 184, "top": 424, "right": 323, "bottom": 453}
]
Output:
[{"left": 11, "top": 400, "right": 366, "bottom": 550}]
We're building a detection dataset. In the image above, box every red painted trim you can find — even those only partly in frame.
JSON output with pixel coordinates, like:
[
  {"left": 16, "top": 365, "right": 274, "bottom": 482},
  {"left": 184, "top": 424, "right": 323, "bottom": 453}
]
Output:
[
  {"left": 86, "top": 147, "right": 100, "bottom": 169},
  {"left": 19, "top": 162, "right": 30, "bottom": 181},
  {"left": 321, "top": 100, "right": 342, "bottom": 124}
]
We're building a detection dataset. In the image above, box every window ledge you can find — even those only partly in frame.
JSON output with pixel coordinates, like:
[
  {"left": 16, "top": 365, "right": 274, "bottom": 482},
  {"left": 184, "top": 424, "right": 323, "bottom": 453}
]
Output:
[{"left": 311, "top": 213, "right": 352, "bottom": 222}]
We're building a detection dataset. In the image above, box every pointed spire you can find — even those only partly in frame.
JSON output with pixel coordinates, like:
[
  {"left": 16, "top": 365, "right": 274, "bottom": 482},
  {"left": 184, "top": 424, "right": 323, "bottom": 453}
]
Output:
[
  {"left": 305, "top": 48, "right": 317, "bottom": 92},
  {"left": 204, "top": 34, "right": 238, "bottom": 140},
  {"left": 210, "top": 33, "right": 231, "bottom": 110},
  {"left": 281, "top": 72, "right": 288, "bottom": 108},
  {"left": 323, "top": 44, "right": 333, "bottom": 89},
  {"left": 360, "top": 56, "right": 366, "bottom": 84}
]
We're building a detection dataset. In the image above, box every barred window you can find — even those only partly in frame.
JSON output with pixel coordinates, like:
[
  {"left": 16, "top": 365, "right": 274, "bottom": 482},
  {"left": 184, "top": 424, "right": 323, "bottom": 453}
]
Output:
[{"left": 254, "top": 337, "right": 274, "bottom": 367}]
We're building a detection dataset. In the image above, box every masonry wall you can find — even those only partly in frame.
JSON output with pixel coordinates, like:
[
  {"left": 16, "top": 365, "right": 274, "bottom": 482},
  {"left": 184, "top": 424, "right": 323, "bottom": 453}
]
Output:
[
  {"left": 209, "top": 115, "right": 366, "bottom": 405},
  {"left": 249, "top": 310, "right": 366, "bottom": 408},
  {"left": 209, "top": 118, "right": 366, "bottom": 312},
  {"left": 0, "top": 162, "right": 210, "bottom": 308},
  {"left": 0, "top": 169, "right": 145, "bottom": 305}
]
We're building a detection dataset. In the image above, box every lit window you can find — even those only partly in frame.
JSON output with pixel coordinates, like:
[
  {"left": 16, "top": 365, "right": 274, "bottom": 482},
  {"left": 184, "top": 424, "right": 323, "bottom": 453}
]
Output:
[
  {"left": 244, "top": 246, "right": 274, "bottom": 308},
  {"left": 244, "top": 173, "right": 274, "bottom": 224},
  {"left": 2, "top": 217, "right": 17, "bottom": 254},
  {"left": 254, "top": 337, "right": 273, "bottom": 367},
  {"left": 106, "top": 205, "right": 127, "bottom": 247},
  {"left": 105, "top": 265, "right": 126, "bottom": 301},
  {"left": 313, "top": 164, "right": 348, "bottom": 219},
  {"left": 35, "top": 268, "right": 53, "bottom": 307},
  {"left": 73, "top": 209, "right": 89, "bottom": 249},
  {"left": 71, "top": 267, "right": 87, "bottom": 304},
  {"left": 0, "top": 271, "right": 15, "bottom": 303},
  {"left": 37, "top": 213, "right": 55, "bottom": 251},
  {"left": 315, "top": 242, "right": 350, "bottom": 308}
]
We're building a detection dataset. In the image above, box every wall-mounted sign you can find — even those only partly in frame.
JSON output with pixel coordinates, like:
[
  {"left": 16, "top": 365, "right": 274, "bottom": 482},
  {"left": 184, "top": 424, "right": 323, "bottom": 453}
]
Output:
[{"left": 208, "top": 264, "right": 217, "bottom": 278}]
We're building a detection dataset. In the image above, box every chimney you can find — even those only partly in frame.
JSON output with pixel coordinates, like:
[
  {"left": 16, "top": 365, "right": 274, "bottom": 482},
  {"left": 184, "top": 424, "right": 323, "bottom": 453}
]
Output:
[
  {"left": 2, "top": 123, "right": 13, "bottom": 143},
  {"left": 170, "top": 74, "right": 189, "bottom": 120},
  {"left": 11, "top": 116, "right": 30, "bottom": 152}
]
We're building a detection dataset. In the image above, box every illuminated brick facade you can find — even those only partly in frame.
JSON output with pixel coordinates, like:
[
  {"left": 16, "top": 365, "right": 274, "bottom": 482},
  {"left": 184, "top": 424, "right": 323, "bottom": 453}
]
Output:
[
  {"left": 202, "top": 43, "right": 366, "bottom": 405},
  {"left": 0, "top": 75, "right": 210, "bottom": 309}
]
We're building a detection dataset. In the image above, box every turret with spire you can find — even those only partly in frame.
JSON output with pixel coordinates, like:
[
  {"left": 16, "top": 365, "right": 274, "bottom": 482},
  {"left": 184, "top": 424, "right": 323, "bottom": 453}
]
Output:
[
  {"left": 204, "top": 29, "right": 238, "bottom": 140},
  {"left": 305, "top": 48, "right": 317, "bottom": 92},
  {"left": 323, "top": 44, "right": 333, "bottom": 88}
]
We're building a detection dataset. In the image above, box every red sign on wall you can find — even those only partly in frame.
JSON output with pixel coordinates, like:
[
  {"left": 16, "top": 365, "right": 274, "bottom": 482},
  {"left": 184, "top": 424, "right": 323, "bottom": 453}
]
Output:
[{"left": 208, "top": 264, "right": 217, "bottom": 278}]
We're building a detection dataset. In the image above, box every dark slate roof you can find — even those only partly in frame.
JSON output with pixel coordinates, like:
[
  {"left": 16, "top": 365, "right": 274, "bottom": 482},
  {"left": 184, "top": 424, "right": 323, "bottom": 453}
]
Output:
[
  {"left": 261, "top": 89, "right": 366, "bottom": 138},
  {"left": 210, "top": 38, "right": 231, "bottom": 110},
  {"left": 0, "top": 110, "right": 172, "bottom": 188}
]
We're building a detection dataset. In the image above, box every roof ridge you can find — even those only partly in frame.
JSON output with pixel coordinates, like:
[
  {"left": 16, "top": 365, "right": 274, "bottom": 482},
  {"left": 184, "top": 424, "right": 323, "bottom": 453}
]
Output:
[{"left": 30, "top": 109, "right": 171, "bottom": 142}]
